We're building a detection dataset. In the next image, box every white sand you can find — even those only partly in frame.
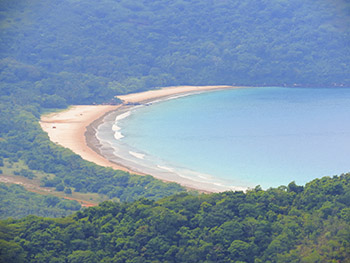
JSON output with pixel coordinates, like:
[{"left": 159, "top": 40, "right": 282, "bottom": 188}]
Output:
[
  {"left": 117, "top": 85, "right": 239, "bottom": 103},
  {"left": 40, "top": 86, "right": 248, "bottom": 192},
  {"left": 40, "top": 105, "right": 137, "bottom": 173}
]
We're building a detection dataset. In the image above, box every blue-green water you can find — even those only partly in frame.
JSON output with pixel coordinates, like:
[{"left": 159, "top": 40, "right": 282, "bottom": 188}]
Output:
[{"left": 105, "top": 87, "right": 350, "bottom": 189}]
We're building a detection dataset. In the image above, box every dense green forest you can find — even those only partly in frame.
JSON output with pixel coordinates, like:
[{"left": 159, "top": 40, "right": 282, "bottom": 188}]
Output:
[
  {"left": 1, "top": 174, "right": 350, "bottom": 262},
  {"left": 1, "top": 0, "right": 349, "bottom": 204},
  {"left": 0, "top": 183, "right": 82, "bottom": 219},
  {"left": 1, "top": 0, "right": 349, "bottom": 104},
  {"left": 0, "top": 0, "right": 350, "bottom": 261}
]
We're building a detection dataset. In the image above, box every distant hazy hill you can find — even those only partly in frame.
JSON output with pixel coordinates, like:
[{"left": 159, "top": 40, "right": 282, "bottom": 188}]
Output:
[{"left": 1, "top": 0, "right": 349, "bottom": 106}]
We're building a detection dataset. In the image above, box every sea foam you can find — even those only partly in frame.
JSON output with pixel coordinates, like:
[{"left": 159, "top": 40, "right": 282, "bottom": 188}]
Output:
[
  {"left": 112, "top": 111, "right": 132, "bottom": 140},
  {"left": 115, "top": 87, "right": 350, "bottom": 189},
  {"left": 129, "top": 151, "right": 145, "bottom": 160}
]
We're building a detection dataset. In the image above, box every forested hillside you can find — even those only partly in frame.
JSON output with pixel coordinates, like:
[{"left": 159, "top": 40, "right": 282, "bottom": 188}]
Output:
[
  {"left": 0, "top": 183, "right": 82, "bottom": 219},
  {"left": 1, "top": 0, "right": 349, "bottom": 105},
  {"left": 1, "top": 0, "right": 349, "bottom": 206},
  {"left": 0, "top": 1, "right": 350, "bottom": 260},
  {"left": 1, "top": 174, "right": 350, "bottom": 262}
]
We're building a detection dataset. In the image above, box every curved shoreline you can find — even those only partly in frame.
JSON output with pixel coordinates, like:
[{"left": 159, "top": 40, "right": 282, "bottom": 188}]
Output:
[
  {"left": 84, "top": 108, "right": 145, "bottom": 175},
  {"left": 40, "top": 85, "right": 249, "bottom": 192},
  {"left": 40, "top": 105, "right": 138, "bottom": 173}
]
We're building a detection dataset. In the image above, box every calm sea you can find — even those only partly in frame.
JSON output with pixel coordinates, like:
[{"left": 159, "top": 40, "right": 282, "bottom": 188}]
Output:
[{"left": 100, "top": 87, "right": 350, "bottom": 189}]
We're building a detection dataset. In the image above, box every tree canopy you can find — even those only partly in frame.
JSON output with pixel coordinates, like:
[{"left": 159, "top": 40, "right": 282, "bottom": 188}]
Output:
[
  {"left": 1, "top": 0, "right": 349, "bottom": 109},
  {"left": 1, "top": 0, "right": 349, "bottom": 206},
  {"left": 0, "top": 1, "right": 349, "bottom": 261},
  {"left": 1, "top": 174, "right": 350, "bottom": 262},
  {"left": 0, "top": 183, "right": 81, "bottom": 219}
]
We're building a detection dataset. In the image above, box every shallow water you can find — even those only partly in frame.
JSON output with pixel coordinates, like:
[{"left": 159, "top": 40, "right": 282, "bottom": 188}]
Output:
[{"left": 98, "top": 87, "right": 350, "bottom": 189}]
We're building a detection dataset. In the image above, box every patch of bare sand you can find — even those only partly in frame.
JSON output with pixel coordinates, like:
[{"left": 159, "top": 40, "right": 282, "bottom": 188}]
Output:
[
  {"left": 40, "top": 86, "right": 249, "bottom": 192},
  {"left": 40, "top": 105, "right": 136, "bottom": 173},
  {"left": 117, "top": 85, "right": 241, "bottom": 103}
]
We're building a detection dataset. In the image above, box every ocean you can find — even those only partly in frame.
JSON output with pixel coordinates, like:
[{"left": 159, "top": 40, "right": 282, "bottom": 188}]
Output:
[{"left": 96, "top": 87, "right": 350, "bottom": 190}]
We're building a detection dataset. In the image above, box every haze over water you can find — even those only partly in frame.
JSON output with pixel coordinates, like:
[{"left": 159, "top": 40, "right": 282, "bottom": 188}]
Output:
[{"left": 114, "top": 87, "right": 350, "bottom": 189}]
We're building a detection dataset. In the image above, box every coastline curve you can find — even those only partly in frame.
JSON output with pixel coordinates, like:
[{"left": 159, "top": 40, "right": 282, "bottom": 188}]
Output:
[{"left": 41, "top": 86, "right": 250, "bottom": 193}]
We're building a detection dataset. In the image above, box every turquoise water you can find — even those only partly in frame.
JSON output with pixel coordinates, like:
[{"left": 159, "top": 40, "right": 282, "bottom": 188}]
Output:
[{"left": 116, "top": 87, "right": 350, "bottom": 189}]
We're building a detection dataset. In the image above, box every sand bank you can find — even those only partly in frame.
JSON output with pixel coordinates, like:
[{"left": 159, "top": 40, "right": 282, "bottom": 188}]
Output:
[
  {"left": 117, "top": 85, "right": 240, "bottom": 104},
  {"left": 40, "top": 86, "right": 247, "bottom": 192},
  {"left": 40, "top": 105, "right": 137, "bottom": 173}
]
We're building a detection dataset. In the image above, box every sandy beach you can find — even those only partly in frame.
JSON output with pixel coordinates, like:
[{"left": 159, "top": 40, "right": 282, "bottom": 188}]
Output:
[
  {"left": 40, "top": 105, "right": 138, "bottom": 173},
  {"left": 40, "top": 85, "right": 247, "bottom": 192},
  {"left": 117, "top": 85, "right": 239, "bottom": 104}
]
